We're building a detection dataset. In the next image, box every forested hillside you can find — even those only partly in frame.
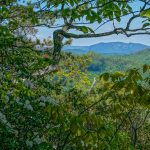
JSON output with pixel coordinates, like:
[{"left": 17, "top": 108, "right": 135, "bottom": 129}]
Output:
[{"left": 88, "top": 49, "right": 150, "bottom": 73}]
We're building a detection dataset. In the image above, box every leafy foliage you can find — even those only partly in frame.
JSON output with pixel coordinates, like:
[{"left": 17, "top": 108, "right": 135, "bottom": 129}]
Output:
[
  {"left": 0, "top": 0, "right": 150, "bottom": 149},
  {"left": 1, "top": 44, "right": 150, "bottom": 149},
  {"left": 88, "top": 50, "right": 150, "bottom": 73}
]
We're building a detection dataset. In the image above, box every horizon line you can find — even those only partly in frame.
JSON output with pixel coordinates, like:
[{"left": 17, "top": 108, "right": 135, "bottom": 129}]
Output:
[{"left": 71, "top": 41, "right": 150, "bottom": 47}]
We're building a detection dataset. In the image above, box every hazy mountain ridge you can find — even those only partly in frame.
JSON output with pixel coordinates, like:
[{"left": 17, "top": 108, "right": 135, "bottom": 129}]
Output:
[{"left": 63, "top": 42, "right": 150, "bottom": 55}]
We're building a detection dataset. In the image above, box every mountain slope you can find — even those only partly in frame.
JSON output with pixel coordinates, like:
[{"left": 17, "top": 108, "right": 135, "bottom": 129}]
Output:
[
  {"left": 63, "top": 42, "right": 150, "bottom": 55},
  {"left": 88, "top": 49, "right": 150, "bottom": 73}
]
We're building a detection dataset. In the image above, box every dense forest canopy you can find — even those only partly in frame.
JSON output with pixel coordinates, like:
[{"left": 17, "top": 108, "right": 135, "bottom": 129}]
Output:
[
  {"left": 87, "top": 49, "right": 150, "bottom": 73},
  {"left": 0, "top": 0, "right": 150, "bottom": 149}
]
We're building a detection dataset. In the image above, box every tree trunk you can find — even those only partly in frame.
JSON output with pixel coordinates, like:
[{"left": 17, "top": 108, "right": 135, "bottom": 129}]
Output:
[
  {"left": 130, "top": 123, "right": 138, "bottom": 148},
  {"left": 52, "top": 30, "right": 63, "bottom": 65},
  {"left": 52, "top": 26, "right": 69, "bottom": 65}
]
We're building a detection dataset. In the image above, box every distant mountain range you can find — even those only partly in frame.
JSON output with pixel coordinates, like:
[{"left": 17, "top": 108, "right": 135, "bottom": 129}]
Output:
[{"left": 63, "top": 42, "right": 150, "bottom": 55}]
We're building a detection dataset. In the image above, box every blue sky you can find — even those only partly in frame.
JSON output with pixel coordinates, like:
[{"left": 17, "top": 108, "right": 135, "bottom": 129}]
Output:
[{"left": 35, "top": 1, "right": 150, "bottom": 46}]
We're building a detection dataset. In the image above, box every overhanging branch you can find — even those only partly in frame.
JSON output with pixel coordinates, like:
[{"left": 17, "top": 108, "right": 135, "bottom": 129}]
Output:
[{"left": 54, "top": 27, "right": 150, "bottom": 39}]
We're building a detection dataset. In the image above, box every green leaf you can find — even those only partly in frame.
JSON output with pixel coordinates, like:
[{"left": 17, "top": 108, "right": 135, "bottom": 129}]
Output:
[
  {"left": 100, "top": 73, "right": 110, "bottom": 81},
  {"left": 142, "top": 23, "right": 150, "bottom": 28},
  {"left": 76, "top": 26, "right": 94, "bottom": 34},
  {"left": 141, "top": 9, "right": 150, "bottom": 18},
  {"left": 143, "top": 64, "right": 149, "bottom": 73}
]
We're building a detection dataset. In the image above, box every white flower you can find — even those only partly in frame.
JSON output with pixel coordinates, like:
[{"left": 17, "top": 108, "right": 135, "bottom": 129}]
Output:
[
  {"left": 0, "top": 112, "right": 12, "bottom": 128},
  {"left": 39, "top": 102, "right": 46, "bottom": 107},
  {"left": 46, "top": 124, "right": 50, "bottom": 129},
  {"left": 24, "top": 100, "right": 33, "bottom": 111},
  {"left": 0, "top": 112, "right": 7, "bottom": 123},
  {"left": 24, "top": 79, "right": 34, "bottom": 88},
  {"left": 26, "top": 140, "right": 33, "bottom": 148},
  {"left": 33, "top": 136, "right": 42, "bottom": 144},
  {"left": 16, "top": 98, "right": 23, "bottom": 106}
]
